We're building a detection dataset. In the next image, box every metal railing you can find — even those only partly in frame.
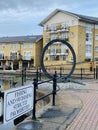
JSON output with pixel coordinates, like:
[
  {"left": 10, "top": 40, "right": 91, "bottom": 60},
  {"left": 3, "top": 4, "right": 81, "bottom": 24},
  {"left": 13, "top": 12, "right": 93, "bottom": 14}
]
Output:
[{"left": 32, "top": 72, "right": 60, "bottom": 119}]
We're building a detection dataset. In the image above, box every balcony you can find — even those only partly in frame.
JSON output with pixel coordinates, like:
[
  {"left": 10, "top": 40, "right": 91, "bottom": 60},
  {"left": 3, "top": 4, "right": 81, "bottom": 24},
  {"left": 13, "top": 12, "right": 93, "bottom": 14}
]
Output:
[
  {"left": 47, "top": 49, "right": 68, "bottom": 56},
  {"left": 46, "top": 25, "right": 69, "bottom": 34},
  {"left": 60, "top": 26, "right": 69, "bottom": 32},
  {"left": 0, "top": 56, "right": 34, "bottom": 61},
  {"left": 56, "top": 49, "right": 61, "bottom": 53},
  {"left": 22, "top": 56, "right": 34, "bottom": 61}
]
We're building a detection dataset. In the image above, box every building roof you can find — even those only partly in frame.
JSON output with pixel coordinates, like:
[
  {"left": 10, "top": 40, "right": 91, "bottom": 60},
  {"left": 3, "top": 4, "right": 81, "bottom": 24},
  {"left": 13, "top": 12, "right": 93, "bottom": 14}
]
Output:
[
  {"left": 0, "top": 35, "right": 42, "bottom": 43},
  {"left": 39, "top": 9, "right": 98, "bottom": 26}
]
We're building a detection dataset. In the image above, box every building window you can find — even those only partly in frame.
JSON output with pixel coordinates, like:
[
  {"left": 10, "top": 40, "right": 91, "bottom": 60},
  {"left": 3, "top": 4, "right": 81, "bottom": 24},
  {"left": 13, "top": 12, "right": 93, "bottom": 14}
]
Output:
[
  {"left": 95, "top": 35, "right": 98, "bottom": 40},
  {"left": 71, "top": 32, "right": 75, "bottom": 38},
  {"left": 86, "top": 33, "right": 92, "bottom": 41},
  {"left": 23, "top": 43, "right": 27, "bottom": 48},
  {"left": 2, "top": 44, "right": 5, "bottom": 49},
  {"left": 46, "top": 25, "right": 51, "bottom": 31},
  {"left": 29, "top": 43, "right": 32, "bottom": 48},
  {"left": 95, "top": 25, "right": 98, "bottom": 29},
  {"left": 86, "top": 24, "right": 92, "bottom": 31},
  {"left": 60, "top": 55, "right": 67, "bottom": 61},
  {"left": 61, "top": 44, "right": 67, "bottom": 53},
  {"left": 62, "top": 22, "right": 68, "bottom": 29},
  {"left": 95, "top": 57, "right": 98, "bottom": 61},
  {"left": 10, "top": 52, "right": 17, "bottom": 60},
  {"left": 50, "top": 55, "right": 56, "bottom": 61},
  {"left": 86, "top": 45, "right": 91, "bottom": 53},
  {"left": 15, "top": 44, "right": 19, "bottom": 49},
  {"left": 61, "top": 32, "right": 68, "bottom": 39},
  {"left": 95, "top": 46, "right": 98, "bottom": 52},
  {"left": 46, "top": 36, "right": 50, "bottom": 42},
  {"left": 72, "top": 20, "right": 75, "bottom": 25},
  {"left": 51, "top": 24, "right": 57, "bottom": 31},
  {"left": 50, "top": 45, "right": 56, "bottom": 54},
  {"left": 24, "top": 51, "right": 32, "bottom": 60},
  {"left": 0, "top": 53, "right": 4, "bottom": 59},
  {"left": 10, "top": 43, "right": 19, "bottom": 49},
  {"left": 50, "top": 34, "right": 57, "bottom": 40},
  {"left": 10, "top": 44, "right": 12, "bottom": 49},
  {"left": 50, "top": 55, "right": 60, "bottom": 61}
]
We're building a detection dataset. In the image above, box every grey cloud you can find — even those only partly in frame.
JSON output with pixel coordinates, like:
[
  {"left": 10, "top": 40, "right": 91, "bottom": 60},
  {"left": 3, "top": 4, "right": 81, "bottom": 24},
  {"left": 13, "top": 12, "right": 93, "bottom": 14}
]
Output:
[{"left": 0, "top": 0, "right": 77, "bottom": 11}]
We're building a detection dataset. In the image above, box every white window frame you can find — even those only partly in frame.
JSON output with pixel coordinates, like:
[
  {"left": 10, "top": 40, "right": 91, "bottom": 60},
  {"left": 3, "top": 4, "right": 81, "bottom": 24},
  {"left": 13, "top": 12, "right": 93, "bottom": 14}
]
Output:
[
  {"left": 61, "top": 32, "right": 68, "bottom": 39},
  {"left": 50, "top": 34, "right": 57, "bottom": 40},
  {"left": 0, "top": 52, "right": 4, "bottom": 59},
  {"left": 61, "top": 22, "right": 69, "bottom": 29},
  {"left": 51, "top": 24, "right": 57, "bottom": 31},
  {"left": 95, "top": 46, "right": 98, "bottom": 52},
  {"left": 24, "top": 51, "right": 32, "bottom": 60},
  {"left": 86, "top": 45, "right": 92, "bottom": 53},
  {"left": 95, "top": 34, "right": 98, "bottom": 40},
  {"left": 50, "top": 45, "right": 57, "bottom": 54},
  {"left": 10, "top": 51, "right": 17, "bottom": 59},
  {"left": 86, "top": 33, "right": 92, "bottom": 41},
  {"left": 2, "top": 44, "right": 5, "bottom": 49}
]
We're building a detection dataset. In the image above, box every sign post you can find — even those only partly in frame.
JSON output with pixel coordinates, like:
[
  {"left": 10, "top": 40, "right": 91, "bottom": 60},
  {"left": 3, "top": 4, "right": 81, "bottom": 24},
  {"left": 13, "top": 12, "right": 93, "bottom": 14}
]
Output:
[{"left": 3, "top": 84, "right": 34, "bottom": 124}]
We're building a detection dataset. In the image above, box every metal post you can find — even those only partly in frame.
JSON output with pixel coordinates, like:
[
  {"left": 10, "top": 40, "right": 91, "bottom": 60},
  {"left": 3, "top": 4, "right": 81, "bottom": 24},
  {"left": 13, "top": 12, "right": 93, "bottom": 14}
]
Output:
[
  {"left": 81, "top": 68, "right": 82, "bottom": 80},
  {"left": 39, "top": 67, "right": 41, "bottom": 81},
  {"left": 60, "top": 67, "right": 62, "bottom": 78},
  {"left": 21, "top": 69, "right": 24, "bottom": 85},
  {"left": 24, "top": 68, "right": 26, "bottom": 82},
  {"left": 96, "top": 66, "right": 98, "bottom": 79},
  {"left": 36, "top": 67, "right": 38, "bottom": 82},
  {"left": 32, "top": 79, "right": 38, "bottom": 120},
  {"left": 52, "top": 71, "right": 57, "bottom": 106},
  {"left": 0, "top": 91, "right": 4, "bottom": 123},
  {"left": 94, "top": 68, "right": 95, "bottom": 79}
]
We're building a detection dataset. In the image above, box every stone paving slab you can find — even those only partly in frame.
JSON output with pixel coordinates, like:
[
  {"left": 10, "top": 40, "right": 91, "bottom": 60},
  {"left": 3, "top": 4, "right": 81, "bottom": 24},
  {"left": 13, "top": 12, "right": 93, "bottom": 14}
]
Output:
[{"left": 13, "top": 91, "right": 82, "bottom": 130}]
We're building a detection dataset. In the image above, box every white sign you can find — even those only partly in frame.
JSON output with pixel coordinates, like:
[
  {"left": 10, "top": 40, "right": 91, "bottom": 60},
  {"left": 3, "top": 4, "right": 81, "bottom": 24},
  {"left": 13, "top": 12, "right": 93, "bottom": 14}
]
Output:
[{"left": 4, "top": 84, "right": 34, "bottom": 123}]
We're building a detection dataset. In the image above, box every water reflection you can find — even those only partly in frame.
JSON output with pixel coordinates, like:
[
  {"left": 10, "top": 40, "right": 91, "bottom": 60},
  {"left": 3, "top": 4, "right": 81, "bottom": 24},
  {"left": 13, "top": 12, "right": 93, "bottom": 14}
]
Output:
[{"left": 0, "top": 76, "right": 14, "bottom": 91}]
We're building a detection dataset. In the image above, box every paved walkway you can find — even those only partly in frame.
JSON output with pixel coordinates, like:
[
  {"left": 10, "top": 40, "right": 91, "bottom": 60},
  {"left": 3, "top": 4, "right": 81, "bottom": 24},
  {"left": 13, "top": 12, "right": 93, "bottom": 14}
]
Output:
[
  {"left": 66, "top": 92, "right": 98, "bottom": 130},
  {"left": 12, "top": 81, "right": 98, "bottom": 130}
]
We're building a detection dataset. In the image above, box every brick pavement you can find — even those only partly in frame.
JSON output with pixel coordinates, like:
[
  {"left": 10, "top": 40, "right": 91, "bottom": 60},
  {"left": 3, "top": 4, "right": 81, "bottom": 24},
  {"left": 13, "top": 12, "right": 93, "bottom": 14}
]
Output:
[{"left": 66, "top": 92, "right": 98, "bottom": 130}]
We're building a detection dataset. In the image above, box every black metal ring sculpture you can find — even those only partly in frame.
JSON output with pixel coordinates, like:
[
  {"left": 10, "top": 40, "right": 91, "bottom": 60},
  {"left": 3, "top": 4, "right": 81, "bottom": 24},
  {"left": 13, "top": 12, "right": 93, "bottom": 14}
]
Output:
[{"left": 40, "top": 39, "right": 76, "bottom": 79}]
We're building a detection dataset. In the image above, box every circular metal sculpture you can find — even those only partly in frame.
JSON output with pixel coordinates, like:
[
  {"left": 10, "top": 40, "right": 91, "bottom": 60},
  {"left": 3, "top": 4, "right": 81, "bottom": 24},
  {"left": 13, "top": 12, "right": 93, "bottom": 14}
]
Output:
[{"left": 40, "top": 39, "right": 76, "bottom": 79}]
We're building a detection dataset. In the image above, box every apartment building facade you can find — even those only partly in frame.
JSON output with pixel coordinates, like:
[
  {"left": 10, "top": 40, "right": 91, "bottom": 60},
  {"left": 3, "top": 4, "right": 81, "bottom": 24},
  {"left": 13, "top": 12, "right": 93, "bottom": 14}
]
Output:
[
  {"left": 39, "top": 9, "right": 98, "bottom": 67},
  {"left": 0, "top": 35, "right": 43, "bottom": 69}
]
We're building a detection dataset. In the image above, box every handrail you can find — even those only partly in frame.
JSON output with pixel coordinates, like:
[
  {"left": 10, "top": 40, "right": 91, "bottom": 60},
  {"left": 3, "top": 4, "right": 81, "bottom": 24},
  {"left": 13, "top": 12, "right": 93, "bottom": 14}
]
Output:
[{"left": 32, "top": 72, "right": 58, "bottom": 119}]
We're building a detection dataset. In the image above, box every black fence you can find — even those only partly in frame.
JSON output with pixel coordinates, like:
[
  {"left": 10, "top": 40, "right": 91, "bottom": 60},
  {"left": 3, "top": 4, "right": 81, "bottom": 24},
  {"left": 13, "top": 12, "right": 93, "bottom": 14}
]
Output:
[
  {"left": 0, "top": 66, "right": 98, "bottom": 88},
  {"left": 0, "top": 71, "right": 59, "bottom": 123},
  {"left": 0, "top": 66, "right": 98, "bottom": 122},
  {"left": 32, "top": 72, "right": 59, "bottom": 119},
  {"left": 24, "top": 67, "right": 98, "bottom": 81}
]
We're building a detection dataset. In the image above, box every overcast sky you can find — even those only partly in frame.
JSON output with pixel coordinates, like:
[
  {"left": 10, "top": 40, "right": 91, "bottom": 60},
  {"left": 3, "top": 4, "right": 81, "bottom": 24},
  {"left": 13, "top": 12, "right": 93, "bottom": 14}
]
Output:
[{"left": 0, "top": 0, "right": 98, "bottom": 37}]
